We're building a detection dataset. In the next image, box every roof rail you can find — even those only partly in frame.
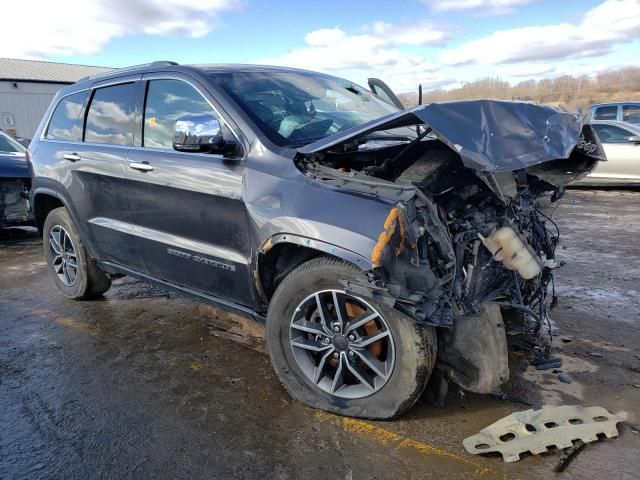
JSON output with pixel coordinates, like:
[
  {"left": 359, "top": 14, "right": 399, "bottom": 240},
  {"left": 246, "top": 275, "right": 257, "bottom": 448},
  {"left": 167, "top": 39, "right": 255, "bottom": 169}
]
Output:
[
  {"left": 150, "top": 61, "right": 179, "bottom": 66},
  {"left": 117, "top": 60, "right": 179, "bottom": 71},
  {"left": 77, "top": 60, "right": 180, "bottom": 82}
]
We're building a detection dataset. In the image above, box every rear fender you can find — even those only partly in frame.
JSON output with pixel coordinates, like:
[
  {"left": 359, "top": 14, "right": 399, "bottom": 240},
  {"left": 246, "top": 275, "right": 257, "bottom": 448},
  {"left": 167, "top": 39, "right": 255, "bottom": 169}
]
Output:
[{"left": 31, "top": 180, "right": 100, "bottom": 259}]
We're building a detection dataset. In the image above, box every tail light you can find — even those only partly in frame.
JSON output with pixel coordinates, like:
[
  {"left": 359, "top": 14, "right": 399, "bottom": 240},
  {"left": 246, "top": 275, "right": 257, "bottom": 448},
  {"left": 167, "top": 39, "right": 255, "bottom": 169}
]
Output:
[{"left": 25, "top": 149, "right": 32, "bottom": 173}]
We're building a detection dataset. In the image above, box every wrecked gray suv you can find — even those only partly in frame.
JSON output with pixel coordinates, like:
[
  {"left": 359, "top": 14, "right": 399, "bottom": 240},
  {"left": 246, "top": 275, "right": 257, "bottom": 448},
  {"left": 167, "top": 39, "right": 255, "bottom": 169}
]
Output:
[{"left": 29, "top": 62, "right": 604, "bottom": 419}]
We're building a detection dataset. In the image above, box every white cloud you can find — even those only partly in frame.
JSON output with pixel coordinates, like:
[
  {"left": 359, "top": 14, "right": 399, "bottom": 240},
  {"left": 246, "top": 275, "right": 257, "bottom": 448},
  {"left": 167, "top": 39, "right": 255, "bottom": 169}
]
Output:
[
  {"left": 259, "top": 22, "right": 446, "bottom": 90},
  {"left": 86, "top": 100, "right": 134, "bottom": 132},
  {"left": 368, "top": 22, "right": 448, "bottom": 46},
  {"left": 0, "top": 0, "right": 242, "bottom": 59},
  {"left": 64, "top": 101, "right": 84, "bottom": 120},
  {"left": 424, "top": 0, "right": 532, "bottom": 14},
  {"left": 256, "top": 0, "right": 638, "bottom": 93},
  {"left": 305, "top": 28, "right": 348, "bottom": 47},
  {"left": 441, "top": 0, "right": 640, "bottom": 65},
  {"left": 496, "top": 64, "right": 557, "bottom": 77}
]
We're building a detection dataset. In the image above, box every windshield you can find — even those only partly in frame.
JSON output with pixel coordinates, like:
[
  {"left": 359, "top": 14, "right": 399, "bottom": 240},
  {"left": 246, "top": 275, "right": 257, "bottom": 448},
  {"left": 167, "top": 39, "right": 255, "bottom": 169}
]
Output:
[
  {"left": 209, "top": 71, "right": 400, "bottom": 147},
  {"left": 0, "top": 131, "right": 26, "bottom": 153}
]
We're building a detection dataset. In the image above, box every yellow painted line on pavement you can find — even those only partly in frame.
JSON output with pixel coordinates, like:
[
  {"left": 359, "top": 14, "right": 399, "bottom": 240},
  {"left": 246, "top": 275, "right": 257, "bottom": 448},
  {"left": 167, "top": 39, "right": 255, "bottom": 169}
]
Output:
[{"left": 312, "top": 410, "right": 508, "bottom": 478}]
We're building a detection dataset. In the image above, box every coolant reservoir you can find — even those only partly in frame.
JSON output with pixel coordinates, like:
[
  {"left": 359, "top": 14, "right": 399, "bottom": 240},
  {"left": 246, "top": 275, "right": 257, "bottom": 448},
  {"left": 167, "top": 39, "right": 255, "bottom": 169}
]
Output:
[{"left": 479, "top": 227, "right": 541, "bottom": 280}]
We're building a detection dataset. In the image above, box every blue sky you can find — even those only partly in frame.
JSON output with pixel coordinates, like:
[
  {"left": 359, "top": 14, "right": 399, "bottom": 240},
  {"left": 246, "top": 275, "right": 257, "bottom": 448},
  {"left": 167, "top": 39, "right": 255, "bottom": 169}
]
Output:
[{"left": 3, "top": 0, "right": 639, "bottom": 92}]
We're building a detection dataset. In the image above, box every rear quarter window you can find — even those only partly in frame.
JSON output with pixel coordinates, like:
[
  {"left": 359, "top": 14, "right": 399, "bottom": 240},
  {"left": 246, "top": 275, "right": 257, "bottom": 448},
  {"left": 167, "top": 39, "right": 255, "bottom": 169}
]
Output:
[
  {"left": 85, "top": 83, "right": 136, "bottom": 146},
  {"left": 45, "top": 91, "right": 88, "bottom": 141}
]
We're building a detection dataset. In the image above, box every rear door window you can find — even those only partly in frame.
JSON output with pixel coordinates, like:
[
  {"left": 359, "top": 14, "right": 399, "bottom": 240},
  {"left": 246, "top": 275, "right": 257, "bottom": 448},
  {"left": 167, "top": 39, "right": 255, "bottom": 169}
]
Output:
[
  {"left": 593, "top": 105, "right": 618, "bottom": 120},
  {"left": 622, "top": 105, "right": 640, "bottom": 124},
  {"left": 45, "top": 91, "right": 88, "bottom": 141},
  {"left": 85, "top": 83, "right": 136, "bottom": 146},
  {"left": 143, "top": 79, "right": 215, "bottom": 149}
]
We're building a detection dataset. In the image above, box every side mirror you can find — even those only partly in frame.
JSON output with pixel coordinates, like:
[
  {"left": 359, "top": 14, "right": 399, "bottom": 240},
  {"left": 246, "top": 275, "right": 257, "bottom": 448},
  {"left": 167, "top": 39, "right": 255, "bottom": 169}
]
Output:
[
  {"left": 628, "top": 135, "right": 640, "bottom": 144},
  {"left": 173, "top": 113, "right": 225, "bottom": 153}
]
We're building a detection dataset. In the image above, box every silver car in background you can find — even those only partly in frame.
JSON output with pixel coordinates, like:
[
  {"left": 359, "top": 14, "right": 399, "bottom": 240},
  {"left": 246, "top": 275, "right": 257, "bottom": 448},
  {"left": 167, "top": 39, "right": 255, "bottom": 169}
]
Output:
[
  {"left": 589, "top": 102, "right": 640, "bottom": 125},
  {"left": 576, "top": 120, "right": 640, "bottom": 185}
]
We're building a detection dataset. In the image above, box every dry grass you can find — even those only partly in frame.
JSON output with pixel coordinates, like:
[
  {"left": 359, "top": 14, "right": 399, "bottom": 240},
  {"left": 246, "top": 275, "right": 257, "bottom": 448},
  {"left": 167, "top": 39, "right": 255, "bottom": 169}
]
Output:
[{"left": 397, "top": 67, "right": 640, "bottom": 112}]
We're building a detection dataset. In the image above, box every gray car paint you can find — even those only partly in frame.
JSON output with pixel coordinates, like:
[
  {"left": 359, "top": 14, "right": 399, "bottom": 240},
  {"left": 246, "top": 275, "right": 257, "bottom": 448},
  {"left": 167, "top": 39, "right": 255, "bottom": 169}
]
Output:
[{"left": 30, "top": 65, "right": 401, "bottom": 318}]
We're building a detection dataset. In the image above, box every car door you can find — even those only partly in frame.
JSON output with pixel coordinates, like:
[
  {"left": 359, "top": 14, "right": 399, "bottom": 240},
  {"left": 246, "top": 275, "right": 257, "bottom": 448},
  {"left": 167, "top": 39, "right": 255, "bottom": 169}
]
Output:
[
  {"left": 123, "top": 74, "right": 254, "bottom": 306},
  {"left": 591, "top": 123, "right": 640, "bottom": 183},
  {"left": 55, "top": 77, "right": 141, "bottom": 265}
]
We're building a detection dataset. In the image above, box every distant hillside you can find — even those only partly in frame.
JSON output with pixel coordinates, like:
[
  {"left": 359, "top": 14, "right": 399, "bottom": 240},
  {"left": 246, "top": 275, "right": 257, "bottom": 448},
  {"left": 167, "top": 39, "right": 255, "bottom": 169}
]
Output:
[{"left": 398, "top": 67, "right": 640, "bottom": 113}]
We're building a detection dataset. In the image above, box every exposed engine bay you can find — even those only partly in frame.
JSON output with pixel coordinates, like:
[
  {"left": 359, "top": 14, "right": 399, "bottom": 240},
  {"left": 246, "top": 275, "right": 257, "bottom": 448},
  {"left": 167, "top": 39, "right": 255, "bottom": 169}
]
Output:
[{"left": 295, "top": 100, "right": 605, "bottom": 394}]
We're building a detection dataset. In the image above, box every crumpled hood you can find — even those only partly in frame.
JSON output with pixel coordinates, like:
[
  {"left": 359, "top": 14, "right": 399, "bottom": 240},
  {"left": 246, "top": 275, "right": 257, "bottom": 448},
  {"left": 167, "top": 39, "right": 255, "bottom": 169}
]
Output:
[
  {"left": 0, "top": 152, "right": 29, "bottom": 178},
  {"left": 299, "top": 100, "right": 605, "bottom": 173}
]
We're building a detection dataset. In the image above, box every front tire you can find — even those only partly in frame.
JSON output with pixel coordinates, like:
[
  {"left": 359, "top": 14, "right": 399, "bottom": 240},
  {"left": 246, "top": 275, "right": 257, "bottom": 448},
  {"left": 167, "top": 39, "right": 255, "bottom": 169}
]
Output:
[
  {"left": 266, "top": 256, "right": 436, "bottom": 419},
  {"left": 43, "top": 207, "right": 111, "bottom": 299}
]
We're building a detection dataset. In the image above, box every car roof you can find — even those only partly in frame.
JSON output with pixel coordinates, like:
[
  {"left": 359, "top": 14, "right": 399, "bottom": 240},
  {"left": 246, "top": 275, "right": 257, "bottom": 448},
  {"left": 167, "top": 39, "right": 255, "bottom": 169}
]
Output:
[{"left": 59, "top": 61, "right": 330, "bottom": 95}]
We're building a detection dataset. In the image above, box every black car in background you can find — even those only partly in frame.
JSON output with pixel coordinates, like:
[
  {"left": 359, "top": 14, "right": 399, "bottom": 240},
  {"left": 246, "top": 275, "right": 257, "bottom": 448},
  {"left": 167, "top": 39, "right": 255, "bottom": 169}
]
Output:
[
  {"left": 28, "top": 61, "right": 603, "bottom": 418},
  {"left": 0, "top": 129, "right": 33, "bottom": 228}
]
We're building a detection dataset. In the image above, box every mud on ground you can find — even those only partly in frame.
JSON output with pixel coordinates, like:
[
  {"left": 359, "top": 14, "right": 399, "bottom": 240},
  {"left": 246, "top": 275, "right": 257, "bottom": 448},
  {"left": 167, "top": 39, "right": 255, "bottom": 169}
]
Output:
[{"left": 1, "top": 189, "right": 639, "bottom": 479}]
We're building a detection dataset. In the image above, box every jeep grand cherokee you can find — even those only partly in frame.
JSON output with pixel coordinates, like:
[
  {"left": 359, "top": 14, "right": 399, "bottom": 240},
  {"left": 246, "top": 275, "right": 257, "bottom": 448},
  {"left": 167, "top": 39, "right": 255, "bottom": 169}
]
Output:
[{"left": 29, "top": 61, "right": 604, "bottom": 419}]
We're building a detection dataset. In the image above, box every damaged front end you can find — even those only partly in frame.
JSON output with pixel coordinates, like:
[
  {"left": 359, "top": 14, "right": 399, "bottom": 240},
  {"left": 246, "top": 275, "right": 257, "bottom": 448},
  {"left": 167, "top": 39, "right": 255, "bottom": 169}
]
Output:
[
  {"left": 0, "top": 139, "right": 33, "bottom": 229},
  {"left": 0, "top": 177, "right": 33, "bottom": 228},
  {"left": 295, "top": 100, "right": 604, "bottom": 394}
]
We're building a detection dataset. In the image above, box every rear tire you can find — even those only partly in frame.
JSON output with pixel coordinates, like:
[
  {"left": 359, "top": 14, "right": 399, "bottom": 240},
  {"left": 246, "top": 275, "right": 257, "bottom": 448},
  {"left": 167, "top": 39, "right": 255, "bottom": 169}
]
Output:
[
  {"left": 266, "top": 256, "right": 436, "bottom": 419},
  {"left": 43, "top": 207, "right": 111, "bottom": 299}
]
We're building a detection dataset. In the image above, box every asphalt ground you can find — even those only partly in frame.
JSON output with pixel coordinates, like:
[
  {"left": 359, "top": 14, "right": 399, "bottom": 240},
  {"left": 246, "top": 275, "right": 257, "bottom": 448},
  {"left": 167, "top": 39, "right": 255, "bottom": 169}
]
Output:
[{"left": 1, "top": 189, "right": 639, "bottom": 479}]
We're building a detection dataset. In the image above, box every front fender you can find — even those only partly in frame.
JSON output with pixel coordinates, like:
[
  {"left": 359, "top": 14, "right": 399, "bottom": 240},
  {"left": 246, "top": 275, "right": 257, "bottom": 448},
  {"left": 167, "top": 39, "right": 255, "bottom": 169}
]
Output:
[{"left": 261, "top": 232, "right": 373, "bottom": 271}]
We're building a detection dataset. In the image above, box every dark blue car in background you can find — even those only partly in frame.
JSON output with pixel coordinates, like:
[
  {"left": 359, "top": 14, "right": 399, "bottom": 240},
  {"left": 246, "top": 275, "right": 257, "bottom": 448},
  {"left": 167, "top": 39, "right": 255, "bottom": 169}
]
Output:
[{"left": 0, "top": 129, "right": 34, "bottom": 228}]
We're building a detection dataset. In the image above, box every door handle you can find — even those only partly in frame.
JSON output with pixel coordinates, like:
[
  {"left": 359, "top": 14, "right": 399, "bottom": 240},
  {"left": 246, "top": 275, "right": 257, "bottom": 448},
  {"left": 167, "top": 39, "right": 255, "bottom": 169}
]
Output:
[
  {"left": 63, "top": 152, "right": 81, "bottom": 162},
  {"left": 129, "top": 162, "right": 154, "bottom": 172}
]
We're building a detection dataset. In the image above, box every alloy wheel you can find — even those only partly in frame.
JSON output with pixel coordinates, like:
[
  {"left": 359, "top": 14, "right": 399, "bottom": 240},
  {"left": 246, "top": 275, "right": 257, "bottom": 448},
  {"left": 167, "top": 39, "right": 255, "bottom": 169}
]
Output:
[
  {"left": 289, "top": 289, "right": 395, "bottom": 399},
  {"left": 48, "top": 225, "right": 78, "bottom": 287}
]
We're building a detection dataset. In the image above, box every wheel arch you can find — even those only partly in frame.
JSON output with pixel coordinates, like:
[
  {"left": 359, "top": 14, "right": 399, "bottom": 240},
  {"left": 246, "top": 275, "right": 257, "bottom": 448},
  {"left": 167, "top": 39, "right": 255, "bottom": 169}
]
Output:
[
  {"left": 255, "top": 233, "right": 372, "bottom": 306},
  {"left": 31, "top": 184, "right": 100, "bottom": 260},
  {"left": 32, "top": 188, "right": 67, "bottom": 234}
]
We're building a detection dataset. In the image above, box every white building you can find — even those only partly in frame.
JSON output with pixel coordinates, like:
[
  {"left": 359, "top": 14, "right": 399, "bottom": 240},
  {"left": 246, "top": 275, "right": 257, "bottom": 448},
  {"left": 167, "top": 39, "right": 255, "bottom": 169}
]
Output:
[{"left": 0, "top": 58, "right": 111, "bottom": 139}]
